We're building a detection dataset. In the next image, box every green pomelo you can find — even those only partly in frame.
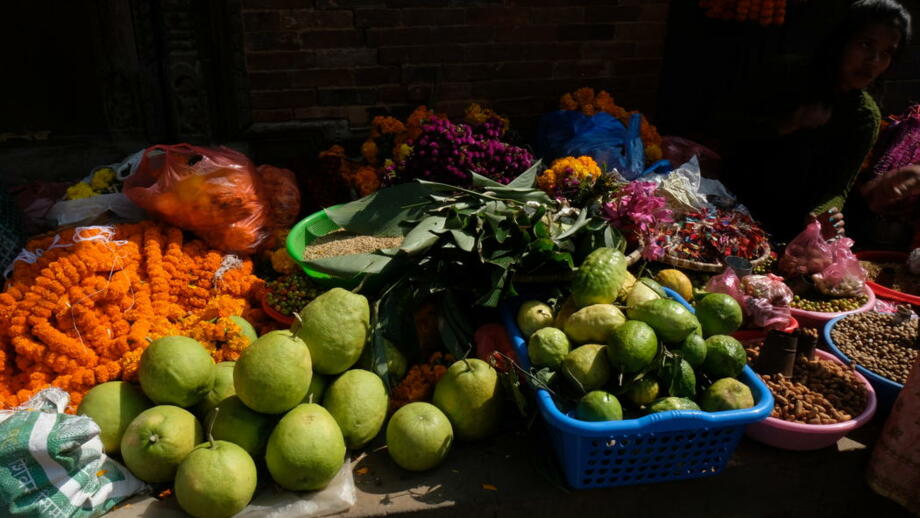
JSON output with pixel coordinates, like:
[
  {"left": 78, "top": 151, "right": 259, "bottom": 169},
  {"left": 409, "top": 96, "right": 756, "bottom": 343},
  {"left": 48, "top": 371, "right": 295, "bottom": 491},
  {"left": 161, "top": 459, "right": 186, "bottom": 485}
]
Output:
[
  {"left": 553, "top": 296, "right": 579, "bottom": 330},
  {"left": 572, "top": 247, "right": 628, "bottom": 307},
  {"left": 627, "top": 299, "right": 700, "bottom": 344},
  {"left": 266, "top": 404, "right": 346, "bottom": 491},
  {"left": 627, "top": 281, "right": 661, "bottom": 309},
  {"left": 665, "top": 358, "right": 697, "bottom": 398},
  {"left": 386, "top": 402, "right": 453, "bottom": 471},
  {"left": 358, "top": 339, "right": 408, "bottom": 381},
  {"left": 527, "top": 327, "right": 570, "bottom": 369},
  {"left": 323, "top": 369, "right": 389, "bottom": 449},
  {"left": 647, "top": 397, "right": 700, "bottom": 414},
  {"left": 626, "top": 377, "right": 660, "bottom": 407},
  {"left": 516, "top": 300, "right": 555, "bottom": 337},
  {"left": 575, "top": 391, "right": 623, "bottom": 421},
  {"left": 175, "top": 440, "right": 257, "bottom": 518},
  {"left": 234, "top": 330, "right": 312, "bottom": 414},
  {"left": 703, "top": 335, "right": 747, "bottom": 379},
  {"left": 295, "top": 288, "right": 370, "bottom": 375},
  {"left": 696, "top": 293, "right": 744, "bottom": 337},
  {"left": 228, "top": 315, "right": 258, "bottom": 343},
  {"left": 432, "top": 359, "right": 502, "bottom": 441},
  {"left": 120, "top": 405, "right": 203, "bottom": 483},
  {"left": 678, "top": 334, "right": 707, "bottom": 368},
  {"left": 139, "top": 336, "right": 216, "bottom": 407},
  {"left": 606, "top": 320, "right": 658, "bottom": 374},
  {"left": 195, "top": 362, "right": 236, "bottom": 420},
  {"left": 210, "top": 396, "right": 275, "bottom": 456},
  {"left": 562, "top": 344, "right": 611, "bottom": 393},
  {"left": 638, "top": 277, "right": 667, "bottom": 298},
  {"left": 77, "top": 381, "right": 152, "bottom": 454},
  {"left": 302, "top": 374, "right": 328, "bottom": 404},
  {"left": 700, "top": 378, "right": 755, "bottom": 412},
  {"left": 617, "top": 271, "right": 637, "bottom": 302},
  {"left": 563, "top": 304, "right": 626, "bottom": 344}
]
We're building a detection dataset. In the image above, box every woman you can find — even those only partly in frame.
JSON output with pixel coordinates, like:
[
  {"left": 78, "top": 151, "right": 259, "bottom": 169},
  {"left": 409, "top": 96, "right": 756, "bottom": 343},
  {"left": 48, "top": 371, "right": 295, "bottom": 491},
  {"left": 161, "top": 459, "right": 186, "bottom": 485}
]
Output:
[{"left": 715, "top": 0, "right": 911, "bottom": 241}]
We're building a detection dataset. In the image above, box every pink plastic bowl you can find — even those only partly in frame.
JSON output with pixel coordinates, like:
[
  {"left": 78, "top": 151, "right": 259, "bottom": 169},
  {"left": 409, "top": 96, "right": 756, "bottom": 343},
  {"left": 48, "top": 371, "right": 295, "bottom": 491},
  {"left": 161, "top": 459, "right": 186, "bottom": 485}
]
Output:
[
  {"left": 788, "top": 286, "right": 876, "bottom": 328},
  {"left": 745, "top": 349, "right": 877, "bottom": 451}
]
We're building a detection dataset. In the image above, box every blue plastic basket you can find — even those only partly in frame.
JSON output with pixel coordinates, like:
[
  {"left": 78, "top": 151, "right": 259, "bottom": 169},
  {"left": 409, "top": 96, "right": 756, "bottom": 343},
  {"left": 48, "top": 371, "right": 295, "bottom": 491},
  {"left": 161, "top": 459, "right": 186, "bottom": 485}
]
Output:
[
  {"left": 823, "top": 315, "right": 904, "bottom": 412},
  {"left": 501, "top": 291, "right": 774, "bottom": 489}
]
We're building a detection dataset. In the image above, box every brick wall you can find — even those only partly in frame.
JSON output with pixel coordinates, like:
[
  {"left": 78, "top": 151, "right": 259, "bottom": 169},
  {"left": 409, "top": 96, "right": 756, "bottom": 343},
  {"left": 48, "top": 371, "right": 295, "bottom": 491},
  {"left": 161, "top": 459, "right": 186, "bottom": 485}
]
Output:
[{"left": 240, "top": 0, "right": 669, "bottom": 136}]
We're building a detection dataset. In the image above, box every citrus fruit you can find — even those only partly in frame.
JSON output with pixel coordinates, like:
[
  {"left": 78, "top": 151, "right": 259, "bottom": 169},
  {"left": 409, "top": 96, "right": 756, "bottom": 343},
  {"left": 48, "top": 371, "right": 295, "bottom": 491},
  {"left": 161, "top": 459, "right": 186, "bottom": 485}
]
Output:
[
  {"left": 175, "top": 440, "right": 257, "bottom": 518},
  {"left": 627, "top": 281, "right": 661, "bottom": 309},
  {"left": 703, "top": 335, "right": 747, "bottom": 379},
  {"left": 617, "top": 271, "right": 637, "bottom": 302},
  {"left": 563, "top": 304, "right": 626, "bottom": 344},
  {"left": 575, "top": 391, "right": 623, "bottom": 421},
  {"left": 664, "top": 358, "right": 697, "bottom": 398},
  {"left": 572, "top": 247, "right": 628, "bottom": 307},
  {"left": 195, "top": 361, "right": 236, "bottom": 421},
  {"left": 386, "top": 402, "right": 453, "bottom": 471},
  {"left": 228, "top": 315, "right": 257, "bottom": 343},
  {"left": 433, "top": 359, "right": 503, "bottom": 441},
  {"left": 295, "top": 287, "right": 370, "bottom": 375},
  {"left": 358, "top": 339, "right": 408, "bottom": 381},
  {"left": 655, "top": 269, "right": 693, "bottom": 301},
  {"left": 77, "top": 381, "right": 152, "bottom": 454},
  {"left": 553, "top": 296, "right": 579, "bottom": 329},
  {"left": 210, "top": 396, "right": 275, "bottom": 456},
  {"left": 700, "top": 378, "right": 755, "bottom": 412},
  {"left": 628, "top": 298, "right": 700, "bottom": 344},
  {"left": 562, "top": 344, "right": 611, "bottom": 393},
  {"left": 266, "top": 403, "right": 346, "bottom": 491},
  {"left": 678, "top": 334, "right": 707, "bottom": 368},
  {"left": 528, "top": 327, "right": 570, "bottom": 369},
  {"left": 625, "top": 377, "right": 660, "bottom": 407},
  {"left": 234, "top": 330, "right": 312, "bottom": 414},
  {"left": 302, "top": 374, "right": 327, "bottom": 404},
  {"left": 324, "top": 369, "right": 389, "bottom": 449},
  {"left": 139, "top": 336, "right": 216, "bottom": 408},
  {"left": 647, "top": 397, "right": 700, "bottom": 413},
  {"left": 606, "top": 320, "right": 658, "bottom": 374},
  {"left": 696, "top": 293, "right": 744, "bottom": 337},
  {"left": 516, "top": 300, "right": 554, "bottom": 337},
  {"left": 121, "top": 405, "right": 203, "bottom": 483}
]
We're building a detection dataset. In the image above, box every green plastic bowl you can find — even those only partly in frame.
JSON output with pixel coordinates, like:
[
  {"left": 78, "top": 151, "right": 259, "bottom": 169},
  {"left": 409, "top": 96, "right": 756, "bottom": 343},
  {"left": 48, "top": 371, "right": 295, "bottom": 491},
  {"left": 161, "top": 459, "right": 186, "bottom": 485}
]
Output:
[{"left": 286, "top": 207, "right": 361, "bottom": 289}]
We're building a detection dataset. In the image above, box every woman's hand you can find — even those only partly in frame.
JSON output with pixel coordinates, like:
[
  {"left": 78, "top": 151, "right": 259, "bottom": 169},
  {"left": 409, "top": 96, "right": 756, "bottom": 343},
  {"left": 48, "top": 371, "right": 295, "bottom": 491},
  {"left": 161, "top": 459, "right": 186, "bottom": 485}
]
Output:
[
  {"left": 862, "top": 165, "right": 920, "bottom": 214},
  {"left": 808, "top": 207, "right": 845, "bottom": 239}
]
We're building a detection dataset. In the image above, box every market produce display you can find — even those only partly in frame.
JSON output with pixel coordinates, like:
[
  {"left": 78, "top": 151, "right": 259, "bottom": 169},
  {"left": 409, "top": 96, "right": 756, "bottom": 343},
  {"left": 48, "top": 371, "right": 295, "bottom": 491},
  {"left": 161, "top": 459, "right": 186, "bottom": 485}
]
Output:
[
  {"left": 861, "top": 259, "right": 920, "bottom": 296},
  {"left": 264, "top": 272, "right": 323, "bottom": 317},
  {"left": 830, "top": 312, "right": 919, "bottom": 384}
]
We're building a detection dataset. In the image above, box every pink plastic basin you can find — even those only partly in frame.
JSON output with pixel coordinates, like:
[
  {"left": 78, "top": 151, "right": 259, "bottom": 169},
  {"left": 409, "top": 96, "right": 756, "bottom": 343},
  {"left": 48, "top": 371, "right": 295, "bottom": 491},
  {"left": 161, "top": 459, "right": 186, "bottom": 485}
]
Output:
[
  {"left": 745, "top": 349, "right": 877, "bottom": 451},
  {"left": 731, "top": 317, "right": 800, "bottom": 342},
  {"left": 788, "top": 286, "right": 876, "bottom": 328}
]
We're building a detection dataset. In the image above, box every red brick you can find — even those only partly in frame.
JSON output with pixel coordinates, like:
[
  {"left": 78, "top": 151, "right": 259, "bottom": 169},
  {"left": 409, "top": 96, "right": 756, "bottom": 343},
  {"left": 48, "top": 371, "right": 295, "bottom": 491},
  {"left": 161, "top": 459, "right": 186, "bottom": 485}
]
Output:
[
  {"left": 318, "top": 88, "right": 378, "bottom": 105},
  {"left": 366, "top": 27, "right": 432, "bottom": 47},
  {"left": 354, "top": 8, "right": 402, "bottom": 27},
  {"left": 378, "top": 47, "right": 411, "bottom": 65},
  {"left": 378, "top": 85, "right": 408, "bottom": 102},
  {"left": 401, "top": 65, "right": 440, "bottom": 83},
  {"left": 431, "top": 25, "right": 494, "bottom": 44},
  {"left": 407, "top": 84, "right": 432, "bottom": 102},
  {"left": 529, "top": 6, "right": 583, "bottom": 24},
  {"left": 489, "top": 97, "right": 548, "bottom": 117},
  {"left": 580, "top": 41, "right": 635, "bottom": 59},
  {"left": 614, "top": 22, "right": 666, "bottom": 41},
  {"left": 314, "top": 48, "right": 378, "bottom": 67},
  {"left": 282, "top": 10, "right": 354, "bottom": 30},
  {"left": 248, "top": 71, "right": 293, "bottom": 90},
  {"left": 557, "top": 24, "right": 616, "bottom": 41},
  {"left": 246, "top": 31, "right": 301, "bottom": 51},
  {"left": 315, "top": 0, "right": 386, "bottom": 8},
  {"left": 630, "top": 74, "right": 660, "bottom": 91},
  {"left": 467, "top": 7, "right": 530, "bottom": 26},
  {"left": 435, "top": 82, "right": 472, "bottom": 100},
  {"left": 354, "top": 66, "right": 402, "bottom": 84},
  {"left": 347, "top": 106, "right": 372, "bottom": 126},
  {"left": 640, "top": 3, "right": 669, "bottom": 21},
  {"left": 583, "top": 6, "right": 642, "bottom": 23},
  {"left": 463, "top": 43, "right": 528, "bottom": 62},
  {"left": 242, "top": 0, "right": 302, "bottom": 8},
  {"left": 403, "top": 8, "right": 467, "bottom": 26},
  {"left": 493, "top": 26, "right": 557, "bottom": 43},
  {"left": 292, "top": 68, "right": 355, "bottom": 88},
  {"left": 432, "top": 100, "right": 471, "bottom": 118},
  {"left": 387, "top": 0, "right": 451, "bottom": 7},
  {"left": 299, "top": 29, "right": 363, "bottom": 48},
  {"left": 251, "top": 108, "right": 294, "bottom": 122},
  {"left": 410, "top": 44, "right": 463, "bottom": 63},
  {"left": 611, "top": 59, "right": 660, "bottom": 75},
  {"left": 635, "top": 40, "right": 664, "bottom": 59},
  {"left": 246, "top": 51, "right": 315, "bottom": 70},
  {"left": 294, "top": 106, "right": 348, "bottom": 119},
  {"left": 553, "top": 60, "right": 610, "bottom": 78},
  {"left": 250, "top": 89, "right": 318, "bottom": 109},
  {"left": 242, "top": 11, "right": 282, "bottom": 32}
]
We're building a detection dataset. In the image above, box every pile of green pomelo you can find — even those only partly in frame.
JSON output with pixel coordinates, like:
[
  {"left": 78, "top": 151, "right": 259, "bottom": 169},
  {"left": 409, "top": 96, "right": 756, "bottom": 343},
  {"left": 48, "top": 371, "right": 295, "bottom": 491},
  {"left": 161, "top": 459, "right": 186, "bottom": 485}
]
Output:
[
  {"left": 77, "top": 288, "right": 504, "bottom": 518},
  {"left": 517, "top": 247, "right": 756, "bottom": 421}
]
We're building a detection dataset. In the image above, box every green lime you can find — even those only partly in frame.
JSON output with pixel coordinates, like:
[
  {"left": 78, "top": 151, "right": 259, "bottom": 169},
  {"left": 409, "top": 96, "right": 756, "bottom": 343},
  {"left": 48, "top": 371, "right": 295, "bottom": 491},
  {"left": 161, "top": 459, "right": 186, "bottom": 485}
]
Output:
[
  {"left": 625, "top": 377, "right": 660, "bottom": 407},
  {"left": 664, "top": 358, "right": 696, "bottom": 398},
  {"left": 575, "top": 391, "right": 623, "bottom": 421},
  {"left": 700, "top": 378, "right": 755, "bottom": 412},
  {"left": 703, "top": 335, "right": 747, "bottom": 379},
  {"left": 646, "top": 397, "right": 700, "bottom": 414},
  {"left": 606, "top": 320, "right": 658, "bottom": 374},
  {"left": 528, "top": 327, "right": 571, "bottom": 369},
  {"left": 562, "top": 344, "right": 611, "bottom": 393},
  {"left": 678, "top": 333, "right": 707, "bottom": 368},
  {"left": 695, "top": 293, "right": 743, "bottom": 337}
]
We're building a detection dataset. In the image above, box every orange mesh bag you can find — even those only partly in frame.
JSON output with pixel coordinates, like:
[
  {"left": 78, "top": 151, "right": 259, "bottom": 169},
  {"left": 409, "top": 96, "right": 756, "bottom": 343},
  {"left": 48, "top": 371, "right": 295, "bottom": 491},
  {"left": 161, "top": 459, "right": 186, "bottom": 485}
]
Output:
[{"left": 124, "top": 144, "right": 270, "bottom": 254}]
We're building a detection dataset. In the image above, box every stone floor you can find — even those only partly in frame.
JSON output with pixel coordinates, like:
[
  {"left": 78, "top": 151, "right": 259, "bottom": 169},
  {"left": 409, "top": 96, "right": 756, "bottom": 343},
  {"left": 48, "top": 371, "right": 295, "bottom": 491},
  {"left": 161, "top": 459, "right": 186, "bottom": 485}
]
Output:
[{"left": 109, "top": 417, "right": 910, "bottom": 518}]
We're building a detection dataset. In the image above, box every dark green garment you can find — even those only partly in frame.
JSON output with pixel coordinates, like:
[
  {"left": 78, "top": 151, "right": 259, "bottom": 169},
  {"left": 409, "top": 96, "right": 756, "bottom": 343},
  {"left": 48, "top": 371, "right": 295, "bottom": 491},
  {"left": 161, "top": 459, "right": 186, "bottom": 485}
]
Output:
[{"left": 719, "top": 89, "right": 880, "bottom": 241}]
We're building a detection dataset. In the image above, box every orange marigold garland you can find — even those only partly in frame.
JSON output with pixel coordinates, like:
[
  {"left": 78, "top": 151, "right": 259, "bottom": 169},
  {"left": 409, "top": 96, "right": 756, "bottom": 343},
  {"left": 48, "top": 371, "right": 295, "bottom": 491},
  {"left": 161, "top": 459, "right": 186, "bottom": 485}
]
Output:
[{"left": 0, "top": 221, "right": 267, "bottom": 410}]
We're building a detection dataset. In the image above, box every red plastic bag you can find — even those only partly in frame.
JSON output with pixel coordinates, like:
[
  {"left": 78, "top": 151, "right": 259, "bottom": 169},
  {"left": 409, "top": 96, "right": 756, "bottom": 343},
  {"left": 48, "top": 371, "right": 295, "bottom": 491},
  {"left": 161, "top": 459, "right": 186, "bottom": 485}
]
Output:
[
  {"left": 812, "top": 237, "right": 867, "bottom": 297},
  {"left": 705, "top": 268, "right": 745, "bottom": 304},
  {"left": 779, "top": 220, "right": 834, "bottom": 277},
  {"left": 124, "top": 144, "right": 269, "bottom": 254}
]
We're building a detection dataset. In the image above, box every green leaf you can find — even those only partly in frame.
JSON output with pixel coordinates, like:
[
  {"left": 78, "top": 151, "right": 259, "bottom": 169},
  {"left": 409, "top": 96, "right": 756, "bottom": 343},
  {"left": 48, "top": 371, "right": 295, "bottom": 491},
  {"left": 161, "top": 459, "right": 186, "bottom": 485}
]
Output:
[
  {"left": 450, "top": 229, "right": 475, "bottom": 252},
  {"left": 326, "top": 182, "right": 447, "bottom": 236},
  {"left": 471, "top": 172, "right": 505, "bottom": 189},
  {"left": 507, "top": 159, "right": 543, "bottom": 188},
  {"left": 555, "top": 209, "right": 589, "bottom": 240},
  {"left": 400, "top": 215, "right": 447, "bottom": 254},
  {"left": 499, "top": 366, "right": 529, "bottom": 417},
  {"left": 304, "top": 253, "right": 393, "bottom": 276},
  {"left": 534, "top": 220, "right": 550, "bottom": 239}
]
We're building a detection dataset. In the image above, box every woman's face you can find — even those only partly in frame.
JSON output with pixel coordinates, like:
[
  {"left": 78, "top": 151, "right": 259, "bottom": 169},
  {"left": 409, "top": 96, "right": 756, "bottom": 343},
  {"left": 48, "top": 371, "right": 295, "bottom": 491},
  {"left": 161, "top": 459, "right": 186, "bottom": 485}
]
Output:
[{"left": 838, "top": 23, "right": 902, "bottom": 91}]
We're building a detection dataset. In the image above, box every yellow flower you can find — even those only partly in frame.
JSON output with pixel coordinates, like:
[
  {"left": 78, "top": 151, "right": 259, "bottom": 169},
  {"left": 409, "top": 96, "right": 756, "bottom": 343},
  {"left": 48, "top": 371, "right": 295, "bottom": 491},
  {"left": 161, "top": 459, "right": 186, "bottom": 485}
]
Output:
[
  {"left": 395, "top": 144, "right": 412, "bottom": 161},
  {"left": 361, "top": 140, "right": 379, "bottom": 165},
  {"left": 90, "top": 168, "right": 116, "bottom": 191},
  {"left": 271, "top": 248, "right": 297, "bottom": 274},
  {"left": 65, "top": 182, "right": 95, "bottom": 200},
  {"left": 536, "top": 156, "right": 601, "bottom": 197}
]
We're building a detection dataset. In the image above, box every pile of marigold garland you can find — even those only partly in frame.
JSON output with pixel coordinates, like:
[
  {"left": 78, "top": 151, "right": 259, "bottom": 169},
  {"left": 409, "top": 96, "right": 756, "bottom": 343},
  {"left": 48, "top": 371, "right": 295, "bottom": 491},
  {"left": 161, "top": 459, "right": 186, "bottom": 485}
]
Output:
[{"left": 0, "top": 221, "right": 266, "bottom": 409}]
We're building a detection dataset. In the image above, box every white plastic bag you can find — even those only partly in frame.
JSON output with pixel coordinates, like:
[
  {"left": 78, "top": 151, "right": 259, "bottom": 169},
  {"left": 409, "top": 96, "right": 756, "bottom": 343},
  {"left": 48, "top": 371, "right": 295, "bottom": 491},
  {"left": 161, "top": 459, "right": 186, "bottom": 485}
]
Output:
[
  {"left": 46, "top": 150, "right": 146, "bottom": 227},
  {"left": 236, "top": 458, "right": 356, "bottom": 518}
]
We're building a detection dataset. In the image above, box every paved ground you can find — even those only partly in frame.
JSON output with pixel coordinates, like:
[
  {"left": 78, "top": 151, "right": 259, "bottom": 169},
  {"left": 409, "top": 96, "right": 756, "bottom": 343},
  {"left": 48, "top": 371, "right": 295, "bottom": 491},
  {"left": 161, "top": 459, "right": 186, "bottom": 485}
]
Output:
[{"left": 110, "top": 416, "right": 910, "bottom": 518}]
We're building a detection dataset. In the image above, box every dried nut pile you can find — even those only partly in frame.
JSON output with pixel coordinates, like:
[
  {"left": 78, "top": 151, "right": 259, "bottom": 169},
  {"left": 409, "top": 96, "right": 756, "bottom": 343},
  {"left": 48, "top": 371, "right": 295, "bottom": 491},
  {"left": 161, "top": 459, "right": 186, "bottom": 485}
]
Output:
[
  {"left": 790, "top": 294, "right": 867, "bottom": 312},
  {"left": 830, "top": 312, "right": 919, "bottom": 384},
  {"left": 799, "top": 327, "right": 819, "bottom": 340},
  {"left": 303, "top": 230, "right": 405, "bottom": 260},
  {"left": 746, "top": 344, "right": 868, "bottom": 424}
]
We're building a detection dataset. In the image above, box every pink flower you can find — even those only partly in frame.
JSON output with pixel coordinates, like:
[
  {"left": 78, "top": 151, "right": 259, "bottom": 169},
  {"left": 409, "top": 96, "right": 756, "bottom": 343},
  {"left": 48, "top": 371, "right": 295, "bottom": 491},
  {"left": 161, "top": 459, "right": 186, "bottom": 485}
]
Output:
[{"left": 602, "top": 181, "right": 673, "bottom": 239}]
